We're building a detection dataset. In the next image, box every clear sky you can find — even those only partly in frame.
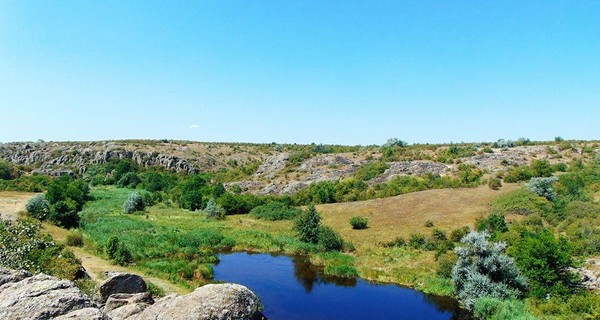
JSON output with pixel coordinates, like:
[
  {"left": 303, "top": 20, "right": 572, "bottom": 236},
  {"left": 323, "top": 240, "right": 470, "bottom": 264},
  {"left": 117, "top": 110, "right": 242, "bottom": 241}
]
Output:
[{"left": 1, "top": 1, "right": 599, "bottom": 145}]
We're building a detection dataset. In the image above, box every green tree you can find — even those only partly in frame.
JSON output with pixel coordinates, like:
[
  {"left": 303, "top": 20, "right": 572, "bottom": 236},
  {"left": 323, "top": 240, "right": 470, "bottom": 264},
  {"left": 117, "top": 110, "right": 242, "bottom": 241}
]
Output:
[
  {"left": 318, "top": 226, "right": 344, "bottom": 252},
  {"left": 204, "top": 198, "right": 225, "bottom": 219},
  {"left": 506, "top": 227, "right": 575, "bottom": 298},
  {"left": 294, "top": 205, "right": 321, "bottom": 243},
  {"left": 0, "top": 160, "right": 14, "bottom": 180},
  {"left": 179, "top": 189, "right": 203, "bottom": 211},
  {"left": 123, "top": 192, "right": 145, "bottom": 214},
  {"left": 26, "top": 194, "right": 50, "bottom": 220}
]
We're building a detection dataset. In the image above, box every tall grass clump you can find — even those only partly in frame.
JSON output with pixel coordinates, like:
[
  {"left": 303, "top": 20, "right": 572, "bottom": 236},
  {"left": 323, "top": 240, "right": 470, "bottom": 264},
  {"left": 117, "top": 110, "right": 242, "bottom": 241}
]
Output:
[{"left": 250, "top": 201, "right": 301, "bottom": 221}]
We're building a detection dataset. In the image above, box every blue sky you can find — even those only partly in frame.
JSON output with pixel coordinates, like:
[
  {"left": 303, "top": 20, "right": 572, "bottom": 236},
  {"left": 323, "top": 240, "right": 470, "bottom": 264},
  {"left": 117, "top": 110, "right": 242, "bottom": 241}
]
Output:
[{"left": 0, "top": 1, "right": 598, "bottom": 145}]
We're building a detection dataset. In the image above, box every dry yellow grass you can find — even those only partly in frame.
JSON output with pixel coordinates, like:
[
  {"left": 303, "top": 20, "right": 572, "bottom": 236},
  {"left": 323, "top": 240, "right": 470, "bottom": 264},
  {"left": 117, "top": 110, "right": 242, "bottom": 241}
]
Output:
[
  {"left": 0, "top": 191, "right": 36, "bottom": 221},
  {"left": 316, "top": 183, "right": 520, "bottom": 251}
]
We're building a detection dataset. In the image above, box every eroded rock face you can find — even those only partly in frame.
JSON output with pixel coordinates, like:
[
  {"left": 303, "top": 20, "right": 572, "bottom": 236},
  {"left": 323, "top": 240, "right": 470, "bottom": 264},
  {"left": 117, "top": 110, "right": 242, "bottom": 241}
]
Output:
[
  {"left": 104, "top": 292, "right": 154, "bottom": 313},
  {"left": 54, "top": 307, "right": 110, "bottom": 320},
  {"left": 0, "top": 269, "right": 101, "bottom": 320},
  {"left": 100, "top": 272, "right": 147, "bottom": 303},
  {"left": 116, "top": 283, "right": 264, "bottom": 320}
]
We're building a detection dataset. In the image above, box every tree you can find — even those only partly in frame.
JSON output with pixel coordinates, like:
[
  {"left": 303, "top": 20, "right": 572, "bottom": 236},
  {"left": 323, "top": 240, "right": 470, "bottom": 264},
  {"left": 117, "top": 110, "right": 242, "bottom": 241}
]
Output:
[
  {"left": 452, "top": 231, "right": 527, "bottom": 310},
  {"left": 294, "top": 205, "right": 321, "bottom": 244},
  {"left": 383, "top": 138, "right": 408, "bottom": 147},
  {"left": 0, "top": 160, "right": 14, "bottom": 180},
  {"left": 506, "top": 227, "right": 574, "bottom": 298},
  {"left": 179, "top": 189, "right": 203, "bottom": 211},
  {"left": 117, "top": 172, "right": 141, "bottom": 188}
]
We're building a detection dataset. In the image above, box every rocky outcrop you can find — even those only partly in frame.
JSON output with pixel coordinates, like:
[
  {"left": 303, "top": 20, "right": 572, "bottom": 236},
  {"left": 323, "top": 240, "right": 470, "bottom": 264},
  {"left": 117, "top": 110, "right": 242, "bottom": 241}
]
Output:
[
  {"left": 254, "top": 153, "right": 289, "bottom": 179},
  {"left": 115, "top": 283, "right": 264, "bottom": 320},
  {"left": 0, "top": 268, "right": 101, "bottom": 320},
  {"left": 100, "top": 272, "right": 147, "bottom": 303},
  {"left": 369, "top": 161, "right": 451, "bottom": 184},
  {"left": 0, "top": 268, "right": 264, "bottom": 320}
]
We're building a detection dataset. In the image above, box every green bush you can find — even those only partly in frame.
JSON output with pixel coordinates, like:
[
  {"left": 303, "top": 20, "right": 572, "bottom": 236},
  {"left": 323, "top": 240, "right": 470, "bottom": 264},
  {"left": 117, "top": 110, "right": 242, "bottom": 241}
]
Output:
[
  {"left": 349, "top": 216, "right": 368, "bottom": 229},
  {"left": 408, "top": 233, "right": 427, "bottom": 249},
  {"left": 436, "top": 252, "right": 457, "bottom": 278},
  {"left": 65, "top": 230, "right": 84, "bottom": 247},
  {"left": 476, "top": 214, "right": 508, "bottom": 238},
  {"left": 450, "top": 226, "right": 471, "bottom": 242},
  {"left": 123, "top": 192, "right": 145, "bottom": 214},
  {"left": 179, "top": 189, "right": 203, "bottom": 211},
  {"left": 488, "top": 178, "right": 502, "bottom": 190},
  {"left": 473, "top": 297, "right": 535, "bottom": 320},
  {"left": 106, "top": 236, "right": 120, "bottom": 259},
  {"left": 0, "top": 159, "right": 14, "bottom": 180},
  {"left": 492, "top": 189, "right": 551, "bottom": 216},
  {"left": 26, "top": 194, "right": 50, "bottom": 220},
  {"left": 384, "top": 236, "right": 406, "bottom": 247},
  {"left": 318, "top": 226, "right": 344, "bottom": 252},
  {"left": 506, "top": 227, "right": 575, "bottom": 298},
  {"left": 249, "top": 201, "right": 301, "bottom": 221},
  {"left": 49, "top": 199, "right": 80, "bottom": 228},
  {"left": 294, "top": 205, "right": 321, "bottom": 244},
  {"left": 113, "top": 242, "right": 133, "bottom": 266},
  {"left": 354, "top": 161, "right": 389, "bottom": 181},
  {"left": 117, "top": 172, "right": 141, "bottom": 188}
]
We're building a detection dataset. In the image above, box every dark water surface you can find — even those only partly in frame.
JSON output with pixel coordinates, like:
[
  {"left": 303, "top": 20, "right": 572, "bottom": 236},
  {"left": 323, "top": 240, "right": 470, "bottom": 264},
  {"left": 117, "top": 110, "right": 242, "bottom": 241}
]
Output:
[{"left": 214, "top": 252, "right": 464, "bottom": 320}]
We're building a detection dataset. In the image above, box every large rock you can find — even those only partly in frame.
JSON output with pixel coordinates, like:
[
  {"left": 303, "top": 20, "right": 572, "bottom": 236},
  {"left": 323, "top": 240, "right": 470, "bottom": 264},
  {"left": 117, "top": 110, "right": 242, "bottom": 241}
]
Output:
[
  {"left": 114, "top": 283, "right": 264, "bottom": 320},
  {"left": 100, "top": 272, "right": 147, "bottom": 302},
  {"left": 0, "top": 270, "right": 100, "bottom": 320},
  {"left": 104, "top": 292, "right": 154, "bottom": 312},
  {"left": 54, "top": 307, "right": 110, "bottom": 320}
]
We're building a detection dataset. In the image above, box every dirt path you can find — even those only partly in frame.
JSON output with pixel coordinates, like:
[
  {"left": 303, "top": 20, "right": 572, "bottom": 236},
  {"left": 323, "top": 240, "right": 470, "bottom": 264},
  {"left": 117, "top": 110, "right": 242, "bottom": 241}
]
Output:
[{"left": 0, "top": 191, "right": 189, "bottom": 295}]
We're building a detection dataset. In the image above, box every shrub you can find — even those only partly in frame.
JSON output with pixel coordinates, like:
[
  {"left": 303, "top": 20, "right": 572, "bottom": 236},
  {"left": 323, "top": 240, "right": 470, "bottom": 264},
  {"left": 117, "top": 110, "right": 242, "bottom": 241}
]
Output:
[
  {"left": 113, "top": 242, "right": 133, "bottom": 266},
  {"left": 26, "top": 194, "right": 50, "bottom": 220},
  {"left": 249, "top": 201, "right": 301, "bottom": 221},
  {"left": 0, "top": 160, "right": 14, "bottom": 180},
  {"left": 476, "top": 214, "right": 508, "bottom": 238},
  {"left": 123, "top": 192, "right": 144, "bottom": 214},
  {"left": 65, "top": 230, "right": 84, "bottom": 247},
  {"left": 432, "top": 228, "right": 448, "bottom": 241},
  {"left": 354, "top": 161, "right": 389, "bottom": 181},
  {"left": 204, "top": 198, "right": 225, "bottom": 220},
  {"left": 506, "top": 227, "right": 575, "bottom": 298},
  {"left": 349, "top": 216, "right": 368, "bottom": 229},
  {"left": 49, "top": 199, "right": 80, "bottom": 228},
  {"left": 117, "top": 172, "right": 141, "bottom": 188},
  {"left": 425, "top": 220, "right": 434, "bottom": 227},
  {"left": 106, "top": 236, "right": 120, "bottom": 259},
  {"left": 318, "top": 226, "right": 344, "bottom": 252},
  {"left": 452, "top": 231, "right": 527, "bottom": 310},
  {"left": 495, "top": 139, "right": 515, "bottom": 149},
  {"left": 384, "top": 236, "right": 406, "bottom": 247},
  {"left": 473, "top": 297, "right": 535, "bottom": 320},
  {"left": 488, "top": 178, "right": 502, "bottom": 190},
  {"left": 525, "top": 176, "right": 558, "bottom": 200},
  {"left": 408, "top": 233, "right": 427, "bottom": 249},
  {"left": 179, "top": 189, "right": 203, "bottom": 211},
  {"left": 450, "top": 226, "right": 471, "bottom": 242},
  {"left": 294, "top": 205, "right": 321, "bottom": 244},
  {"left": 492, "top": 189, "right": 551, "bottom": 216},
  {"left": 437, "top": 252, "right": 458, "bottom": 278}
]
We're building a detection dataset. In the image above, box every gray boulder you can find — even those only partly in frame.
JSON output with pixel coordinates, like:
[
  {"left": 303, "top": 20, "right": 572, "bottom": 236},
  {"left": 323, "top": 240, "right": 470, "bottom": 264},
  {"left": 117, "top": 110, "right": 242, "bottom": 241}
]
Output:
[
  {"left": 0, "top": 268, "right": 31, "bottom": 286},
  {"left": 104, "top": 292, "right": 154, "bottom": 313},
  {"left": 116, "top": 283, "right": 264, "bottom": 320},
  {"left": 0, "top": 271, "right": 99, "bottom": 320},
  {"left": 100, "top": 272, "right": 147, "bottom": 302},
  {"left": 54, "top": 307, "right": 110, "bottom": 320}
]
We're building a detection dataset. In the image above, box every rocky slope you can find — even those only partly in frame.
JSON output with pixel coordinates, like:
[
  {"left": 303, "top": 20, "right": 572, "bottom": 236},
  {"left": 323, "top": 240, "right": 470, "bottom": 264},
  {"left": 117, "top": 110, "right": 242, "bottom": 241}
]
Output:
[
  {"left": 0, "top": 268, "right": 264, "bottom": 320},
  {"left": 1, "top": 140, "right": 596, "bottom": 195}
]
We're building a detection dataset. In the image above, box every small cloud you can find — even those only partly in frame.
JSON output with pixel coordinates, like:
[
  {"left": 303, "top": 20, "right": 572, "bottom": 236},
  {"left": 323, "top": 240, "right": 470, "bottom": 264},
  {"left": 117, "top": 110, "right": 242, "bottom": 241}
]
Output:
[{"left": 185, "top": 124, "right": 200, "bottom": 129}]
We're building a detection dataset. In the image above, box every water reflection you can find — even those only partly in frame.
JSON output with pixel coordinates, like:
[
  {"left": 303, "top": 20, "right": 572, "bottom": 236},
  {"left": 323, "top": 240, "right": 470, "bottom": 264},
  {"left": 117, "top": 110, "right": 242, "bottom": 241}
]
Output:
[
  {"left": 291, "top": 255, "right": 356, "bottom": 292},
  {"left": 214, "top": 252, "right": 464, "bottom": 320}
]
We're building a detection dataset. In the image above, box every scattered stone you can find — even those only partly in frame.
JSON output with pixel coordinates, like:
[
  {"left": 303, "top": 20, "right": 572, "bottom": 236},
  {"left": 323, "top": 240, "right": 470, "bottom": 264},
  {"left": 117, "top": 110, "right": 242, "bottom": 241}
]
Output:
[{"left": 54, "top": 307, "right": 110, "bottom": 320}]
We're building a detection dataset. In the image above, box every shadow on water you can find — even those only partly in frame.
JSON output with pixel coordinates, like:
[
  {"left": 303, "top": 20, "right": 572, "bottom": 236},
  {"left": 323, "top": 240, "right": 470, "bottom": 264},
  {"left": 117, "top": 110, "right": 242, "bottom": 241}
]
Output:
[{"left": 214, "top": 252, "right": 467, "bottom": 320}]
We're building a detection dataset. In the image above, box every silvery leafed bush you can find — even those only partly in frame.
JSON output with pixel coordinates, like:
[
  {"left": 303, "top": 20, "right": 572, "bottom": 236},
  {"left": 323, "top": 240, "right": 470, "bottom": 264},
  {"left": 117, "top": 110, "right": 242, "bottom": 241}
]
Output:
[
  {"left": 451, "top": 231, "right": 527, "bottom": 310},
  {"left": 123, "top": 192, "right": 144, "bottom": 214},
  {"left": 525, "top": 176, "right": 558, "bottom": 200}
]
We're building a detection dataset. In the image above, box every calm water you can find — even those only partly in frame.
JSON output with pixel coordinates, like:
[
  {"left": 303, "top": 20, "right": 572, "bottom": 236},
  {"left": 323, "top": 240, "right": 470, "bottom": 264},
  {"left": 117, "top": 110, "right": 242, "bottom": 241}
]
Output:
[{"left": 214, "top": 252, "right": 465, "bottom": 320}]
